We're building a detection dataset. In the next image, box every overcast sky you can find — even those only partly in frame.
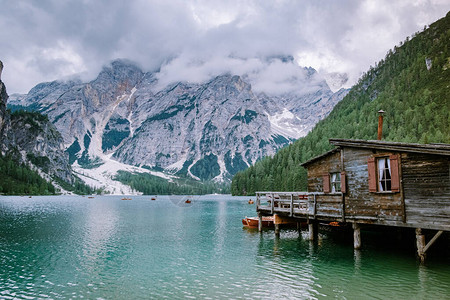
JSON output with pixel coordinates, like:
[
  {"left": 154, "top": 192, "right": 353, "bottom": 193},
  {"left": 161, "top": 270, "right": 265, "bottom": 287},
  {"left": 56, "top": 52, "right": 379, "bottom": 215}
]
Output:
[{"left": 1, "top": 0, "right": 449, "bottom": 94}]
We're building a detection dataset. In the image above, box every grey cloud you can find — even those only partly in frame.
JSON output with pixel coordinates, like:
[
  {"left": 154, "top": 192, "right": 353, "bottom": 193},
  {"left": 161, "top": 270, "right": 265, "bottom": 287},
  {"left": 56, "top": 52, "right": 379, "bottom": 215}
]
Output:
[{"left": 0, "top": 0, "right": 449, "bottom": 94}]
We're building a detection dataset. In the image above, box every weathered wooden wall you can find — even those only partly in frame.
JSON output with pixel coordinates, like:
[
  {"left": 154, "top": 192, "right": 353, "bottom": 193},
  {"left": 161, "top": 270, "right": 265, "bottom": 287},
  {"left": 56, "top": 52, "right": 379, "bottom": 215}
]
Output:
[
  {"left": 402, "top": 153, "right": 450, "bottom": 230},
  {"left": 305, "top": 146, "right": 450, "bottom": 231},
  {"left": 306, "top": 147, "right": 405, "bottom": 223},
  {"left": 307, "top": 151, "right": 341, "bottom": 193},
  {"left": 307, "top": 151, "right": 343, "bottom": 218},
  {"left": 343, "top": 147, "right": 404, "bottom": 222}
]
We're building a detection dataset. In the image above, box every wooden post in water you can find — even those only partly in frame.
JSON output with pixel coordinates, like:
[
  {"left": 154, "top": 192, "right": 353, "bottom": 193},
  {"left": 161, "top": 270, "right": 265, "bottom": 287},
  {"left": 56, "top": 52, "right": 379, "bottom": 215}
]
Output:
[
  {"left": 274, "top": 214, "right": 280, "bottom": 237},
  {"left": 353, "top": 223, "right": 361, "bottom": 250},
  {"left": 416, "top": 228, "right": 426, "bottom": 263},
  {"left": 308, "top": 221, "right": 317, "bottom": 241},
  {"left": 258, "top": 213, "right": 263, "bottom": 232},
  {"left": 308, "top": 223, "right": 314, "bottom": 240}
]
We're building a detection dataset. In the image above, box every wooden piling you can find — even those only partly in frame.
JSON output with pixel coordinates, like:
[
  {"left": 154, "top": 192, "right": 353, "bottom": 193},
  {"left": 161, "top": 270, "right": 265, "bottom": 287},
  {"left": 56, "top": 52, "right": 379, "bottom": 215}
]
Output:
[
  {"left": 258, "top": 213, "right": 263, "bottom": 232},
  {"left": 275, "top": 223, "right": 280, "bottom": 237},
  {"left": 353, "top": 223, "right": 361, "bottom": 250},
  {"left": 416, "top": 228, "right": 426, "bottom": 262},
  {"left": 274, "top": 214, "right": 280, "bottom": 237},
  {"left": 308, "top": 221, "right": 318, "bottom": 241},
  {"left": 308, "top": 223, "right": 314, "bottom": 240}
]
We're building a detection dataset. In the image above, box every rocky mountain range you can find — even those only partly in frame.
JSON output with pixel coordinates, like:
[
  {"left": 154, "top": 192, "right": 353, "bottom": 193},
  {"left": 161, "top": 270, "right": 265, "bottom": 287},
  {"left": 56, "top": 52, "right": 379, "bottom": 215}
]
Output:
[
  {"left": 8, "top": 59, "right": 347, "bottom": 190},
  {"left": 0, "top": 61, "right": 73, "bottom": 185}
]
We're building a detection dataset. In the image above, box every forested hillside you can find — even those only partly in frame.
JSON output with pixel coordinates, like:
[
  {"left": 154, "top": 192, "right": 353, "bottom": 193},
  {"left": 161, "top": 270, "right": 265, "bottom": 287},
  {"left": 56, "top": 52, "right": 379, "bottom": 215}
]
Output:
[
  {"left": 115, "top": 171, "right": 230, "bottom": 195},
  {"left": 1, "top": 111, "right": 101, "bottom": 195},
  {"left": 0, "top": 153, "right": 55, "bottom": 195},
  {"left": 231, "top": 12, "right": 450, "bottom": 196}
]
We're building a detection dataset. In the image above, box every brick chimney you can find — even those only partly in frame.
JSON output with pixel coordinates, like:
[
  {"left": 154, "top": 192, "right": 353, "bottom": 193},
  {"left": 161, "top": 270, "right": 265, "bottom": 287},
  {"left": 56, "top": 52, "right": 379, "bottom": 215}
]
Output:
[{"left": 377, "top": 110, "right": 385, "bottom": 140}]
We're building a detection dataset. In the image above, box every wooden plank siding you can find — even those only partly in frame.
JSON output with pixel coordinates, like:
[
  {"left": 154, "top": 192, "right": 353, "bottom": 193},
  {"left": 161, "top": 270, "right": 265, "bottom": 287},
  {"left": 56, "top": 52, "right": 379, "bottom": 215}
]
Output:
[
  {"left": 401, "top": 152, "right": 450, "bottom": 229},
  {"left": 307, "top": 151, "right": 342, "bottom": 193},
  {"left": 305, "top": 147, "right": 404, "bottom": 223},
  {"left": 257, "top": 139, "right": 450, "bottom": 232},
  {"left": 306, "top": 151, "right": 344, "bottom": 219},
  {"left": 342, "top": 148, "right": 404, "bottom": 223}
]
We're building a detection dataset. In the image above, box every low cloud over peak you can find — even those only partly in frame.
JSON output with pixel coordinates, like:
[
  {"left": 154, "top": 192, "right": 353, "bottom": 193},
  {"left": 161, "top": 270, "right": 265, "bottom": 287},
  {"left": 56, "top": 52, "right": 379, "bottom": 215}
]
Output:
[{"left": 1, "top": 1, "right": 449, "bottom": 94}]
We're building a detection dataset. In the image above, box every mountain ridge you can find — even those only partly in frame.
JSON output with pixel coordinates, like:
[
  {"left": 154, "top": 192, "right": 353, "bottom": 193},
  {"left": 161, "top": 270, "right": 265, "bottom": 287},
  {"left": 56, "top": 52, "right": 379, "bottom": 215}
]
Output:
[
  {"left": 0, "top": 64, "right": 76, "bottom": 194},
  {"left": 231, "top": 11, "right": 450, "bottom": 195},
  {"left": 9, "top": 58, "right": 347, "bottom": 192}
]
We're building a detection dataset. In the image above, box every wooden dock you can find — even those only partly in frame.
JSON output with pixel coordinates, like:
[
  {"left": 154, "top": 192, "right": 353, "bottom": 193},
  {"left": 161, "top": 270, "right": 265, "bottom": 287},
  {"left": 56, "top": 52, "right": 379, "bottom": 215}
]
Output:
[{"left": 256, "top": 139, "right": 450, "bottom": 262}]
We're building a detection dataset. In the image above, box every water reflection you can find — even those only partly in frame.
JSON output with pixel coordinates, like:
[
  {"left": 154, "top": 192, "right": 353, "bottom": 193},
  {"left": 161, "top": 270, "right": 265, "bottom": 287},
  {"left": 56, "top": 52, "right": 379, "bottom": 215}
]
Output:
[
  {"left": 213, "top": 200, "right": 227, "bottom": 255},
  {"left": 1, "top": 196, "right": 450, "bottom": 299},
  {"left": 354, "top": 249, "right": 362, "bottom": 273},
  {"left": 81, "top": 200, "right": 119, "bottom": 270}
]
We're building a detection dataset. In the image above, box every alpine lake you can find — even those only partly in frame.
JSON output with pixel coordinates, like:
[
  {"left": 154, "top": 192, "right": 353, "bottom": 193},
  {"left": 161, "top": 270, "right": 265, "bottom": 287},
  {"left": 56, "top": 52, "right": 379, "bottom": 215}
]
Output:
[{"left": 0, "top": 195, "right": 449, "bottom": 299}]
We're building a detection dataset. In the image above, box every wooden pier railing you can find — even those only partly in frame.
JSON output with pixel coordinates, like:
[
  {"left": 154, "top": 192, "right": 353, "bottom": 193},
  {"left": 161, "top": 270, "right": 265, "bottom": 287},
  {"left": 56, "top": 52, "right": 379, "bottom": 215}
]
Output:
[{"left": 256, "top": 191, "right": 343, "bottom": 219}]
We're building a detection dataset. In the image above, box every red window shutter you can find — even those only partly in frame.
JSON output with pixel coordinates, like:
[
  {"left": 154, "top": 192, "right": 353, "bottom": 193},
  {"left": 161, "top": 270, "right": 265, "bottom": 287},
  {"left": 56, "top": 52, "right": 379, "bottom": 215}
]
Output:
[
  {"left": 368, "top": 157, "right": 377, "bottom": 192},
  {"left": 390, "top": 154, "right": 400, "bottom": 192},
  {"left": 340, "top": 171, "right": 346, "bottom": 193},
  {"left": 323, "top": 174, "right": 330, "bottom": 193}
]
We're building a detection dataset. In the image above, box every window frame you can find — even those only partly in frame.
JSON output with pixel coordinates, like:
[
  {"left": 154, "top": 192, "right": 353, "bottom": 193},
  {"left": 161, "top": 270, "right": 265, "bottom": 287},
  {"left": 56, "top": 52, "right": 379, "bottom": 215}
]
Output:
[
  {"left": 330, "top": 172, "right": 341, "bottom": 193},
  {"left": 377, "top": 157, "right": 392, "bottom": 192},
  {"left": 368, "top": 154, "right": 400, "bottom": 193},
  {"left": 323, "top": 171, "right": 345, "bottom": 194}
]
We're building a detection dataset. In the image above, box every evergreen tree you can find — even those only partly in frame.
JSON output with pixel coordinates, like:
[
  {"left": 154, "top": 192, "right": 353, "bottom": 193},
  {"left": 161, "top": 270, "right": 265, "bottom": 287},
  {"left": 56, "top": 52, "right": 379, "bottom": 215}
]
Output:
[{"left": 232, "top": 12, "right": 450, "bottom": 196}]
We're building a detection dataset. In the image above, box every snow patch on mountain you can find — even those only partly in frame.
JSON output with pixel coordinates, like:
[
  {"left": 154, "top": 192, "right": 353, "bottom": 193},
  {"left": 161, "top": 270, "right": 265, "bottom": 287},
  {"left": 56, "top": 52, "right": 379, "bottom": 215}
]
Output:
[
  {"left": 166, "top": 154, "right": 188, "bottom": 173},
  {"left": 8, "top": 59, "right": 348, "bottom": 191},
  {"left": 73, "top": 153, "right": 173, "bottom": 195},
  {"left": 268, "top": 108, "right": 306, "bottom": 139},
  {"left": 323, "top": 72, "right": 349, "bottom": 93}
]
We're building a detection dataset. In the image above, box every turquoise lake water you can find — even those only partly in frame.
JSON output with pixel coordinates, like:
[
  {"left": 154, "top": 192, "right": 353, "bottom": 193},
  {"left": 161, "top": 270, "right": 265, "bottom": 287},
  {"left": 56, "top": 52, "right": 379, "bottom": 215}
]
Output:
[{"left": 0, "top": 195, "right": 449, "bottom": 299}]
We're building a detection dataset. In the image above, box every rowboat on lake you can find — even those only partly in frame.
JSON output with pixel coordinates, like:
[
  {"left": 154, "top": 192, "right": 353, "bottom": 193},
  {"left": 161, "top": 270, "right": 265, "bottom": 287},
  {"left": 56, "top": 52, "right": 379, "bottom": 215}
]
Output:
[{"left": 242, "top": 216, "right": 274, "bottom": 228}]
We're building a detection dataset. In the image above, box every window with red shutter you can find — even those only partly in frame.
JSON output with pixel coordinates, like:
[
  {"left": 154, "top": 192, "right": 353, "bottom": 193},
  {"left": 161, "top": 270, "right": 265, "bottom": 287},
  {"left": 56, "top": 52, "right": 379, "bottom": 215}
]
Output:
[
  {"left": 323, "top": 174, "right": 330, "bottom": 193},
  {"left": 368, "top": 157, "right": 377, "bottom": 192},
  {"left": 330, "top": 172, "right": 341, "bottom": 192},
  {"left": 340, "top": 171, "right": 346, "bottom": 193},
  {"left": 389, "top": 155, "right": 400, "bottom": 192},
  {"left": 368, "top": 155, "right": 400, "bottom": 192}
]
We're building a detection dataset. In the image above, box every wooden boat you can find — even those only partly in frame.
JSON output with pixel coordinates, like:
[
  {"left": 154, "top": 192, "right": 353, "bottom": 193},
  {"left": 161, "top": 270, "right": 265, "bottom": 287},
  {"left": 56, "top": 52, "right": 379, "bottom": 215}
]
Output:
[
  {"left": 151, "top": 197, "right": 156, "bottom": 200},
  {"left": 242, "top": 216, "right": 274, "bottom": 228},
  {"left": 185, "top": 199, "right": 192, "bottom": 204},
  {"left": 88, "top": 196, "right": 94, "bottom": 199},
  {"left": 248, "top": 199, "right": 254, "bottom": 204},
  {"left": 121, "top": 197, "right": 132, "bottom": 200}
]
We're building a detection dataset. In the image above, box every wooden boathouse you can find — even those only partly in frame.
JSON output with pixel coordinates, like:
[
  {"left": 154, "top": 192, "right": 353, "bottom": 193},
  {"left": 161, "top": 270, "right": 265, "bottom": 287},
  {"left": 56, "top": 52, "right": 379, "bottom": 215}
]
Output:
[{"left": 256, "top": 138, "right": 449, "bottom": 261}]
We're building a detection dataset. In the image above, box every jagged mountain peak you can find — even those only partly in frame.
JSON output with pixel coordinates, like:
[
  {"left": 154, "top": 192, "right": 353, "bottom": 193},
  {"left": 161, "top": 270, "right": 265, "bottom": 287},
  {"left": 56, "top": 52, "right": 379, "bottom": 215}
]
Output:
[
  {"left": 265, "top": 55, "right": 295, "bottom": 63},
  {"left": 204, "top": 74, "right": 252, "bottom": 97},
  {"left": 7, "top": 58, "right": 347, "bottom": 191},
  {"left": 92, "top": 59, "right": 144, "bottom": 91},
  {"left": 99, "top": 59, "right": 144, "bottom": 79}
]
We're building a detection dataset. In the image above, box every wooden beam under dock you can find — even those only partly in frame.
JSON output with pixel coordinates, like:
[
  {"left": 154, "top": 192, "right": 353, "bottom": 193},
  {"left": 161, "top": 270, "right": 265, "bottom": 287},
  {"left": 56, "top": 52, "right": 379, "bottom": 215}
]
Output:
[{"left": 353, "top": 223, "right": 361, "bottom": 250}]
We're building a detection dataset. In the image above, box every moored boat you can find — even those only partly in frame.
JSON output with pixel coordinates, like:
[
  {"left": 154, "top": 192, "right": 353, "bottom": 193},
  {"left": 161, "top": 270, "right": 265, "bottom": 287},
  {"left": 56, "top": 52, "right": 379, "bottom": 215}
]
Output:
[{"left": 242, "top": 216, "right": 274, "bottom": 228}]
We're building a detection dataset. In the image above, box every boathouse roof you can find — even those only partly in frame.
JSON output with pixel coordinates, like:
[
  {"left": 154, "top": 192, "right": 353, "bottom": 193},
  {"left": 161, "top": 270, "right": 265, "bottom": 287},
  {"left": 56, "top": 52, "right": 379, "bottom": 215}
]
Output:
[{"left": 301, "top": 138, "right": 450, "bottom": 167}]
